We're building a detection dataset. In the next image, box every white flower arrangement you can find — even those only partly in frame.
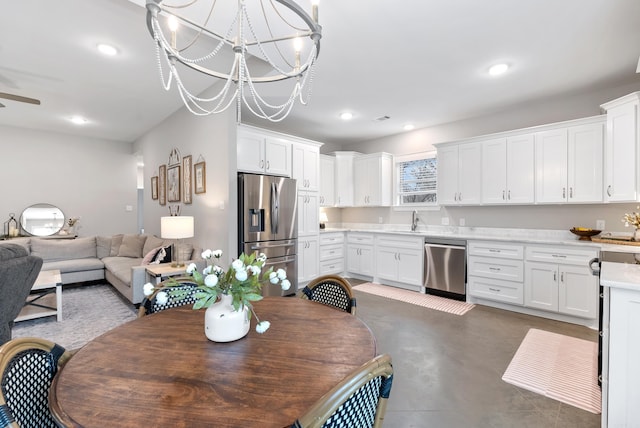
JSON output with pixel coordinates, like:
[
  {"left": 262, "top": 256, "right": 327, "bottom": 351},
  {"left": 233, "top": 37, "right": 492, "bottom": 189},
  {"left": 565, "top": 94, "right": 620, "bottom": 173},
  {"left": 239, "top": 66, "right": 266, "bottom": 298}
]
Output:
[
  {"left": 143, "top": 249, "right": 290, "bottom": 334},
  {"left": 622, "top": 207, "right": 640, "bottom": 229}
]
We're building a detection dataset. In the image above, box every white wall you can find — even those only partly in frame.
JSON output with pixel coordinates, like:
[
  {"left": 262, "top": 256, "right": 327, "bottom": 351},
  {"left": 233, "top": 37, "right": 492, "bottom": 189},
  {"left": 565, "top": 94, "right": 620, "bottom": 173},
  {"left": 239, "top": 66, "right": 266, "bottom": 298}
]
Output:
[
  {"left": 321, "top": 82, "right": 640, "bottom": 234},
  {"left": 0, "top": 125, "right": 138, "bottom": 236},
  {"left": 133, "top": 105, "right": 238, "bottom": 258}
]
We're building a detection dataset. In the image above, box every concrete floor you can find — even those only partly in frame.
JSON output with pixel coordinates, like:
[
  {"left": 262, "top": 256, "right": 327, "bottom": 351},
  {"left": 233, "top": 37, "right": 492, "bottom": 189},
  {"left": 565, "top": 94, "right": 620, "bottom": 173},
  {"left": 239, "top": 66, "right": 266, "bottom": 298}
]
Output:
[{"left": 349, "top": 279, "right": 601, "bottom": 428}]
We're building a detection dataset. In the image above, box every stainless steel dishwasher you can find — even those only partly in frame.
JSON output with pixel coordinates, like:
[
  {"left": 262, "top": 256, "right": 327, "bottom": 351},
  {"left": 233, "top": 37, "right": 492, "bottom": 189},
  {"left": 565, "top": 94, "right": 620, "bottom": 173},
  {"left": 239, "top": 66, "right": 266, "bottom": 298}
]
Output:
[{"left": 424, "top": 237, "right": 467, "bottom": 301}]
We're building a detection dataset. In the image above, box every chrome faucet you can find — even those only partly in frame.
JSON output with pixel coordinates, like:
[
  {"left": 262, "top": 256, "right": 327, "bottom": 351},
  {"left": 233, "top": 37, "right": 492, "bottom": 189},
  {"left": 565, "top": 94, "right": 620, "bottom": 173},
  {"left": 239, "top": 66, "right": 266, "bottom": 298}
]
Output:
[{"left": 411, "top": 210, "right": 419, "bottom": 232}]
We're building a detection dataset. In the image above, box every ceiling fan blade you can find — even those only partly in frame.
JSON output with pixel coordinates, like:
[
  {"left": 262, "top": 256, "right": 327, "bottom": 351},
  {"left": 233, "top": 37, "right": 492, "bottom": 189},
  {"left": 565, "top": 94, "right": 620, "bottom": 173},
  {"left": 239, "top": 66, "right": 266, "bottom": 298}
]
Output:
[{"left": 0, "top": 92, "right": 40, "bottom": 105}]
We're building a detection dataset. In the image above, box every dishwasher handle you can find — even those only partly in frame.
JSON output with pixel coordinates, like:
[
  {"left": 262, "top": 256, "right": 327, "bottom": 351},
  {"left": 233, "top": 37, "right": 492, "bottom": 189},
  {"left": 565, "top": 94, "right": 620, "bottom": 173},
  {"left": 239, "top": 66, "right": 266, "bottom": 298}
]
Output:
[{"left": 424, "top": 243, "right": 466, "bottom": 251}]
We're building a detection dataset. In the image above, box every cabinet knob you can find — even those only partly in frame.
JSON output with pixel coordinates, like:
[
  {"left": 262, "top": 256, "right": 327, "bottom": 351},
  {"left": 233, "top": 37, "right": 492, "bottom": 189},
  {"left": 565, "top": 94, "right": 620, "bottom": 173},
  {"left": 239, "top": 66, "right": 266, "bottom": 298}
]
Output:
[
  {"left": 569, "top": 187, "right": 573, "bottom": 198},
  {"left": 607, "top": 185, "right": 612, "bottom": 197},
  {"left": 562, "top": 187, "right": 566, "bottom": 198},
  {"left": 502, "top": 190, "right": 506, "bottom": 200},
  {"left": 266, "top": 160, "right": 270, "bottom": 170}
]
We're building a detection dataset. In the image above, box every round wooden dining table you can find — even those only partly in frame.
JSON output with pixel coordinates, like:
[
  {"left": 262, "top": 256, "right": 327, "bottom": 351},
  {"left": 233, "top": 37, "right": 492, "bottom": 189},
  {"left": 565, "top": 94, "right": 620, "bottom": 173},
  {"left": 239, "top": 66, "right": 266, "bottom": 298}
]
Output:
[{"left": 50, "top": 297, "right": 376, "bottom": 428}]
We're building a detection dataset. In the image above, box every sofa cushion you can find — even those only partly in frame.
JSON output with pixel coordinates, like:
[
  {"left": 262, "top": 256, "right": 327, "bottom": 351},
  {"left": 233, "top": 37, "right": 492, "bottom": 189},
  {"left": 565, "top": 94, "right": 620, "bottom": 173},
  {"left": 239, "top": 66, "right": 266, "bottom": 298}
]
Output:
[
  {"left": 143, "top": 235, "right": 166, "bottom": 257},
  {"left": 102, "top": 256, "right": 142, "bottom": 286},
  {"left": 117, "top": 235, "right": 147, "bottom": 258},
  {"left": 96, "top": 236, "right": 112, "bottom": 259},
  {"left": 31, "top": 237, "right": 97, "bottom": 262},
  {"left": 110, "top": 234, "right": 124, "bottom": 256},
  {"left": 43, "top": 258, "right": 105, "bottom": 274},
  {"left": 0, "top": 237, "right": 30, "bottom": 253}
]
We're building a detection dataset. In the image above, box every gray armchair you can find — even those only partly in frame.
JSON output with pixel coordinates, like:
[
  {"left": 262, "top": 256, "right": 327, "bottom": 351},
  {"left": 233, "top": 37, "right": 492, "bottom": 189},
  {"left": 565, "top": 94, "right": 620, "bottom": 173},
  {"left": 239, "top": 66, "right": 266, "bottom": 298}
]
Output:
[{"left": 0, "top": 244, "right": 43, "bottom": 346}]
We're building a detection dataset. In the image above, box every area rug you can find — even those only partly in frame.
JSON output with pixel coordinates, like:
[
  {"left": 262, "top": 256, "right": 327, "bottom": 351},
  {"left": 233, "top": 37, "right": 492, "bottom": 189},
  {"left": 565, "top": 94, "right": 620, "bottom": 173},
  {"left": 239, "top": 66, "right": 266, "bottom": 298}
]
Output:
[
  {"left": 11, "top": 283, "right": 137, "bottom": 350},
  {"left": 353, "top": 282, "right": 475, "bottom": 315},
  {"left": 502, "top": 328, "right": 601, "bottom": 414}
]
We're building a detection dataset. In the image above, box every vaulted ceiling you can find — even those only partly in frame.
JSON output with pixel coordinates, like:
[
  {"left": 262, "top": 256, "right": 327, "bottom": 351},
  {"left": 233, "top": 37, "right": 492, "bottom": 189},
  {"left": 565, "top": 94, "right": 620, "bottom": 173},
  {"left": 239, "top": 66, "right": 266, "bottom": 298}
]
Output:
[{"left": 1, "top": 0, "right": 639, "bottom": 145}]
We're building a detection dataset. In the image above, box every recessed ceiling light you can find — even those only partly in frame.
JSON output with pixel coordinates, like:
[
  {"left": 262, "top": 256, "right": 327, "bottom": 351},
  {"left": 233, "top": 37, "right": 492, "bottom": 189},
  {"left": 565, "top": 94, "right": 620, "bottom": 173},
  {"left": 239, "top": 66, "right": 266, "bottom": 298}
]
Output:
[
  {"left": 488, "top": 63, "right": 509, "bottom": 76},
  {"left": 70, "top": 116, "right": 88, "bottom": 125},
  {"left": 340, "top": 112, "right": 353, "bottom": 121},
  {"left": 403, "top": 124, "right": 415, "bottom": 131},
  {"left": 97, "top": 43, "right": 118, "bottom": 56}
]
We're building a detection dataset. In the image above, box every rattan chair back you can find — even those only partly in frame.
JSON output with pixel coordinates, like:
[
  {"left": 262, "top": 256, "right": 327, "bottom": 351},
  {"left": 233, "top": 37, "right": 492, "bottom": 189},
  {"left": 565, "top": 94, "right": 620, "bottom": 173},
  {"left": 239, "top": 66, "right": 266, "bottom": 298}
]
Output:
[
  {"left": 301, "top": 275, "right": 357, "bottom": 315},
  {"left": 0, "top": 337, "right": 72, "bottom": 428},
  {"left": 138, "top": 278, "right": 199, "bottom": 317},
  {"left": 291, "top": 354, "right": 394, "bottom": 428}
]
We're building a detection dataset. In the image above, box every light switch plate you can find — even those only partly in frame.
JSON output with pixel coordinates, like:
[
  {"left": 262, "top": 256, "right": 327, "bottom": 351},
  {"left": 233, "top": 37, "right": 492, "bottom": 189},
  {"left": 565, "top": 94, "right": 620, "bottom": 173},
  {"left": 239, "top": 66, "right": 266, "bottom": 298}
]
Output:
[
  {"left": 596, "top": 219, "right": 605, "bottom": 230},
  {"left": 441, "top": 217, "right": 449, "bottom": 226}
]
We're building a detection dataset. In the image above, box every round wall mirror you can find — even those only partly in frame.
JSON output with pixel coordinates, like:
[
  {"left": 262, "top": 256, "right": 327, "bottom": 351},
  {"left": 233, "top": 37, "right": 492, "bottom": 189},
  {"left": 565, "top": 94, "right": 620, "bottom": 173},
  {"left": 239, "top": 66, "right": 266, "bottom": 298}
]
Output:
[{"left": 20, "top": 203, "right": 65, "bottom": 237}]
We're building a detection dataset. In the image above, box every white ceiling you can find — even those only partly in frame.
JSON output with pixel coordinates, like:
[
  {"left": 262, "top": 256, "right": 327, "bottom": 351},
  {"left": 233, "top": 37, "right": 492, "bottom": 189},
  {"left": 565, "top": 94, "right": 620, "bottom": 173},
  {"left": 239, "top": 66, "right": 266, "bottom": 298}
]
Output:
[{"left": 1, "top": 0, "right": 640, "bottom": 146}]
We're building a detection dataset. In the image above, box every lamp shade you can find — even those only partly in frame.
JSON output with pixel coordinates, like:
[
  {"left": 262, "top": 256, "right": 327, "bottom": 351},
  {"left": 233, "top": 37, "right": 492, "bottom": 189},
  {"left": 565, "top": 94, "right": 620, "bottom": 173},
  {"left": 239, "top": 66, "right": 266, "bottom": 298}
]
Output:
[
  {"left": 161, "top": 216, "right": 194, "bottom": 239},
  {"left": 319, "top": 212, "right": 328, "bottom": 223}
]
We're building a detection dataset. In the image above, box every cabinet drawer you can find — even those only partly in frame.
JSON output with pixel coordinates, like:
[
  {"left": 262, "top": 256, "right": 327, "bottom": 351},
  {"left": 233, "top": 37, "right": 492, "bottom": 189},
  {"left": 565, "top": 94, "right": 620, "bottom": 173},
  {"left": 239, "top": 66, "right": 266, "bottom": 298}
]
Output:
[
  {"left": 468, "top": 276, "right": 524, "bottom": 305},
  {"left": 320, "top": 233, "right": 344, "bottom": 245},
  {"left": 347, "top": 233, "right": 374, "bottom": 245},
  {"left": 376, "top": 234, "right": 423, "bottom": 250},
  {"left": 525, "top": 245, "right": 598, "bottom": 265},
  {"left": 320, "top": 259, "right": 344, "bottom": 275},
  {"left": 320, "top": 244, "right": 344, "bottom": 261},
  {"left": 468, "top": 241, "right": 524, "bottom": 259},
  {"left": 468, "top": 256, "right": 524, "bottom": 282}
]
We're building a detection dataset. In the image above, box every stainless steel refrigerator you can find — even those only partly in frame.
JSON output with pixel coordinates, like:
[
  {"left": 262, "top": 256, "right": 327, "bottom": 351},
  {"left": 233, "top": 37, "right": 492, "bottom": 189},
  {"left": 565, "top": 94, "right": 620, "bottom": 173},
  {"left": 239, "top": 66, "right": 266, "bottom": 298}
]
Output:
[{"left": 238, "top": 173, "right": 298, "bottom": 296}]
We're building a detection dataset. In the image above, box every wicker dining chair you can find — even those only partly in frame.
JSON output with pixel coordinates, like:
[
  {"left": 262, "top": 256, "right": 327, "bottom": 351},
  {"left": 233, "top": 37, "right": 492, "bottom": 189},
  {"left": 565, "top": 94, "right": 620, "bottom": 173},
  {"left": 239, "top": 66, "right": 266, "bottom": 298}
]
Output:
[
  {"left": 138, "top": 278, "right": 200, "bottom": 317},
  {"left": 0, "top": 337, "right": 73, "bottom": 428},
  {"left": 291, "top": 354, "right": 394, "bottom": 428},
  {"left": 301, "top": 275, "right": 357, "bottom": 315}
]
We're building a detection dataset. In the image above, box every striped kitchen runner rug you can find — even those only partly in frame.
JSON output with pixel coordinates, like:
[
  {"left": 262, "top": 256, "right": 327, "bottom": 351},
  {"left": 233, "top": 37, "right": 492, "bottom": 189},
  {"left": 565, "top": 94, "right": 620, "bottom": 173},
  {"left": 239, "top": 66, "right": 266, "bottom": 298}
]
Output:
[
  {"left": 353, "top": 282, "right": 475, "bottom": 315},
  {"left": 502, "top": 328, "right": 601, "bottom": 414}
]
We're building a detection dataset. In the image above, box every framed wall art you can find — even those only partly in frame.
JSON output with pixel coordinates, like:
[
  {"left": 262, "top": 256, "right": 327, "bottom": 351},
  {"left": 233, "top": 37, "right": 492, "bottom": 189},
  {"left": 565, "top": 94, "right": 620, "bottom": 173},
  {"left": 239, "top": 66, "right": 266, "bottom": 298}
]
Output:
[
  {"left": 182, "top": 155, "right": 192, "bottom": 204},
  {"left": 158, "top": 165, "right": 167, "bottom": 206},
  {"left": 151, "top": 176, "right": 159, "bottom": 200},
  {"left": 194, "top": 161, "right": 206, "bottom": 194},
  {"left": 167, "top": 165, "right": 181, "bottom": 202}
]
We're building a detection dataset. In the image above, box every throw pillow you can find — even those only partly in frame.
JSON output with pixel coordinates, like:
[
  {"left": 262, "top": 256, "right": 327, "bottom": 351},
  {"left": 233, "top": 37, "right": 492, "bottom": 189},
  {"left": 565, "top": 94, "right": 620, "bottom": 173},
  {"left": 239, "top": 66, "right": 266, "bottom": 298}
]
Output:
[
  {"left": 141, "top": 246, "right": 163, "bottom": 266},
  {"left": 117, "top": 234, "right": 147, "bottom": 258},
  {"left": 152, "top": 245, "right": 172, "bottom": 264},
  {"left": 109, "top": 234, "right": 124, "bottom": 257},
  {"left": 143, "top": 235, "right": 166, "bottom": 257}
]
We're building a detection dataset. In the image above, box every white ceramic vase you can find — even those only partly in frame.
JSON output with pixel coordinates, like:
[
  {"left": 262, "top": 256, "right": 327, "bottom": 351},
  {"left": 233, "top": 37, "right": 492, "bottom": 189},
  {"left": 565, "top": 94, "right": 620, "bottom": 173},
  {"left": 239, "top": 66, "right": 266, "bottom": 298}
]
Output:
[{"left": 204, "top": 293, "right": 250, "bottom": 342}]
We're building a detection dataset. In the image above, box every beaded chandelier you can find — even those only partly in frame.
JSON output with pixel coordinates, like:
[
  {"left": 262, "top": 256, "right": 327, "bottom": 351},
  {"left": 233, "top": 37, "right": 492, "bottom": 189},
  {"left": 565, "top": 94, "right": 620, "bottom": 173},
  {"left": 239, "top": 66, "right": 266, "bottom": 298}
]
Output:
[{"left": 145, "top": 0, "right": 322, "bottom": 122}]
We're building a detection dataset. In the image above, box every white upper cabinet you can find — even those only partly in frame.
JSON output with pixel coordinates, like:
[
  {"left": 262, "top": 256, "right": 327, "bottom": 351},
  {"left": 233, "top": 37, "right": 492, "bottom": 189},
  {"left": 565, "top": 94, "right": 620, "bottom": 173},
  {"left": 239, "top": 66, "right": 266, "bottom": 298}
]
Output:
[
  {"left": 437, "top": 142, "right": 482, "bottom": 205},
  {"left": 237, "top": 127, "right": 292, "bottom": 177},
  {"left": 601, "top": 92, "right": 640, "bottom": 202},
  {"left": 353, "top": 153, "right": 393, "bottom": 206},
  {"left": 334, "top": 152, "right": 358, "bottom": 207},
  {"left": 319, "top": 155, "right": 335, "bottom": 207},
  {"left": 535, "top": 118, "right": 604, "bottom": 204},
  {"left": 482, "top": 135, "right": 534, "bottom": 204},
  {"left": 292, "top": 142, "right": 319, "bottom": 192}
]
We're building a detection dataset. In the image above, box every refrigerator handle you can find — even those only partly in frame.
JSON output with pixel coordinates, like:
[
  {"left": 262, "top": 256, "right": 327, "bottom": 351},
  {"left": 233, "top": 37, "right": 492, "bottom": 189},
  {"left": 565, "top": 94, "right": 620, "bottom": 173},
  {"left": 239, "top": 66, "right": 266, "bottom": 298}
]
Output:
[{"left": 271, "top": 182, "right": 279, "bottom": 234}]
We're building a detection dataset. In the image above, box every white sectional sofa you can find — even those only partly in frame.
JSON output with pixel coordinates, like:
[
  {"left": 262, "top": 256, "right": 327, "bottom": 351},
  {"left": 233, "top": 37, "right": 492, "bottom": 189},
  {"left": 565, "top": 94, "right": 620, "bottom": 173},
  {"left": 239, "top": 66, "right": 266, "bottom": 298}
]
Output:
[{"left": 1, "top": 234, "right": 196, "bottom": 305}]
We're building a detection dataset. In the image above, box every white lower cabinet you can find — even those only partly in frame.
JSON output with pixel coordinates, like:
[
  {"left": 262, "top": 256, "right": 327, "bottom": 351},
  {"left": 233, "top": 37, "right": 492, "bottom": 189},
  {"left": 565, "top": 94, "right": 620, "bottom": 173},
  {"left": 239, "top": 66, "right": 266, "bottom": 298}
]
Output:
[
  {"left": 346, "top": 233, "right": 374, "bottom": 277},
  {"left": 297, "top": 237, "right": 319, "bottom": 286},
  {"left": 319, "top": 232, "right": 344, "bottom": 275},
  {"left": 375, "top": 235, "right": 424, "bottom": 287},
  {"left": 524, "top": 245, "right": 598, "bottom": 319},
  {"left": 468, "top": 241, "right": 524, "bottom": 305}
]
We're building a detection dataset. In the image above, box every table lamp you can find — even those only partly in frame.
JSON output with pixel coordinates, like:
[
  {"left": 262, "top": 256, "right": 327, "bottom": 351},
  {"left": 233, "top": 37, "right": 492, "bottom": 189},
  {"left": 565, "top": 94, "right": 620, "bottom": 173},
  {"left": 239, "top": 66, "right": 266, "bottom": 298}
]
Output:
[
  {"left": 319, "top": 212, "right": 328, "bottom": 230},
  {"left": 161, "top": 216, "right": 194, "bottom": 267}
]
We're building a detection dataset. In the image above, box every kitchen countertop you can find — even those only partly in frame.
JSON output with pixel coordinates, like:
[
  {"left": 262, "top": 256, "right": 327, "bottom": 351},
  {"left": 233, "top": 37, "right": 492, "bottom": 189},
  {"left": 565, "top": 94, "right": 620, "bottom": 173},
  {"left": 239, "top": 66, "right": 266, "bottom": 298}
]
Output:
[
  {"left": 600, "top": 261, "right": 640, "bottom": 291},
  {"left": 320, "top": 225, "right": 640, "bottom": 253}
]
